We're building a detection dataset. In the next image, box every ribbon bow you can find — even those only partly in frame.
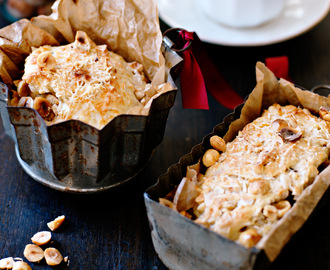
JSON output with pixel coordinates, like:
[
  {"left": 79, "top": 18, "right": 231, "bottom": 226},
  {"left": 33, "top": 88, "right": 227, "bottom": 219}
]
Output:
[
  {"left": 176, "top": 30, "right": 244, "bottom": 110},
  {"left": 171, "top": 29, "right": 291, "bottom": 110}
]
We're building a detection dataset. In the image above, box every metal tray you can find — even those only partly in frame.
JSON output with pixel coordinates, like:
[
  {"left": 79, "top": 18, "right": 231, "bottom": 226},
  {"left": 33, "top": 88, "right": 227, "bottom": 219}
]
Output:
[{"left": 0, "top": 37, "right": 182, "bottom": 193}]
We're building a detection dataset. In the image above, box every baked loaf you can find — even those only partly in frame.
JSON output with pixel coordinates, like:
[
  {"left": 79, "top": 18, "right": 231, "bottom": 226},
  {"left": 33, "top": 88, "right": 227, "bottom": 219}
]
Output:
[
  {"left": 13, "top": 31, "right": 155, "bottom": 129},
  {"left": 162, "top": 104, "right": 330, "bottom": 248}
]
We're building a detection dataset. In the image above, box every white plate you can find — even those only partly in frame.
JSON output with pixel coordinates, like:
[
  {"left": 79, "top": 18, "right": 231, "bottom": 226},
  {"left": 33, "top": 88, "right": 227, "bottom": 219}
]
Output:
[{"left": 158, "top": 0, "right": 330, "bottom": 46}]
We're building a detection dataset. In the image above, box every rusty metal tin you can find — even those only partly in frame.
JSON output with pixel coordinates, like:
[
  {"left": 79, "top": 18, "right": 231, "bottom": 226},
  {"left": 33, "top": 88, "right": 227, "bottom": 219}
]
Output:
[
  {"left": 144, "top": 68, "right": 330, "bottom": 269},
  {"left": 144, "top": 104, "right": 271, "bottom": 270},
  {"left": 0, "top": 38, "right": 182, "bottom": 193}
]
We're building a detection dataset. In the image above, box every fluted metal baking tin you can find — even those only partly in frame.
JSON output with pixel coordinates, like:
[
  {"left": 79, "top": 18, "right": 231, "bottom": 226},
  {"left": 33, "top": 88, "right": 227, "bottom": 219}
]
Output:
[
  {"left": 144, "top": 104, "right": 270, "bottom": 270},
  {"left": 0, "top": 37, "right": 182, "bottom": 193}
]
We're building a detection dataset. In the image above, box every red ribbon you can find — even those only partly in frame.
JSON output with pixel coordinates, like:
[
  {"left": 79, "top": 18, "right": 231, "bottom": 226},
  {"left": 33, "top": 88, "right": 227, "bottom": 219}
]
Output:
[
  {"left": 265, "top": 56, "right": 292, "bottom": 82},
  {"left": 177, "top": 30, "right": 244, "bottom": 110},
  {"left": 175, "top": 30, "right": 291, "bottom": 110},
  {"left": 178, "top": 32, "right": 209, "bottom": 109}
]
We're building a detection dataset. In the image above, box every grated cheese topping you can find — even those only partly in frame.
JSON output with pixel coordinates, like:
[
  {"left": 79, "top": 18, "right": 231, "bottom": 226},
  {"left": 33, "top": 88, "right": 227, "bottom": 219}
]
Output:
[
  {"left": 22, "top": 31, "right": 149, "bottom": 129},
  {"left": 192, "top": 104, "right": 330, "bottom": 246}
]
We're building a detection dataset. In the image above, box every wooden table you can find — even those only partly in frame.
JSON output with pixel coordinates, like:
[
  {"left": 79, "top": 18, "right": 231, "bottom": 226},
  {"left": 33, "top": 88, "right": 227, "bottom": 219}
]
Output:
[{"left": 1, "top": 13, "right": 330, "bottom": 270}]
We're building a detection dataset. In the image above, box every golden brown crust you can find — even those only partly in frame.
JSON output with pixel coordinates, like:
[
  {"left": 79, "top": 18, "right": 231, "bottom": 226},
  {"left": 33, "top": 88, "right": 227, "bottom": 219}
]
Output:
[
  {"left": 20, "top": 31, "right": 152, "bottom": 129},
  {"left": 169, "top": 104, "right": 330, "bottom": 248}
]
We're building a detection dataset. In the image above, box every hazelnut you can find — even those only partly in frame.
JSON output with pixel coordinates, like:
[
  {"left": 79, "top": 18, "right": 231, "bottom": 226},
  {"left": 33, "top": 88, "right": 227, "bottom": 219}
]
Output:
[
  {"left": 210, "top": 135, "right": 226, "bottom": 152},
  {"left": 75, "top": 31, "right": 92, "bottom": 51},
  {"left": 17, "top": 81, "right": 30, "bottom": 98},
  {"left": 31, "top": 231, "right": 52, "bottom": 246},
  {"left": 271, "top": 119, "right": 288, "bottom": 131},
  {"left": 134, "top": 90, "right": 145, "bottom": 101},
  {"left": 323, "top": 114, "right": 330, "bottom": 122},
  {"left": 47, "top": 215, "right": 65, "bottom": 231},
  {"left": 202, "top": 149, "right": 220, "bottom": 167},
  {"left": 17, "top": 97, "right": 34, "bottom": 108},
  {"left": 33, "top": 97, "right": 52, "bottom": 118},
  {"left": 44, "top": 248, "right": 63, "bottom": 266},
  {"left": 274, "top": 200, "right": 291, "bottom": 218},
  {"left": 23, "top": 244, "right": 44, "bottom": 263},
  {"left": 12, "top": 261, "right": 31, "bottom": 270},
  {"left": 279, "top": 127, "right": 302, "bottom": 142},
  {"left": 239, "top": 228, "right": 262, "bottom": 248},
  {"left": 37, "top": 51, "right": 56, "bottom": 69},
  {"left": 263, "top": 205, "right": 278, "bottom": 221},
  {"left": 319, "top": 107, "right": 328, "bottom": 118},
  {"left": 46, "top": 94, "right": 59, "bottom": 106},
  {"left": 0, "top": 257, "right": 15, "bottom": 269}
]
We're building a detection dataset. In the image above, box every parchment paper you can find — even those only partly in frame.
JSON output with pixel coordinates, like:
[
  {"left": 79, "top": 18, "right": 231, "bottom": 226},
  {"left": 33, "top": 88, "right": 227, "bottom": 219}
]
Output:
[
  {"left": 0, "top": 0, "right": 168, "bottom": 100},
  {"left": 224, "top": 62, "right": 330, "bottom": 261},
  {"left": 0, "top": 19, "right": 59, "bottom": 84}
]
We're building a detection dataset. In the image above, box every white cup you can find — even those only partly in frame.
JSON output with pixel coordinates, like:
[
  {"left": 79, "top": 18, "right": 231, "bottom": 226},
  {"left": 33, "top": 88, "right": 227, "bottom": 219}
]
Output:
[{"left": 200, "top": 0, "right": 285, "bottom": 28}]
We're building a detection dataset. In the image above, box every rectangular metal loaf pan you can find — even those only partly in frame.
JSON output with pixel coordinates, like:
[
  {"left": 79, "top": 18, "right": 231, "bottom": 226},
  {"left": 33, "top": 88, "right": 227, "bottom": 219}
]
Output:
[{"left": 144, "top": 62, "right": 330, "bottom": 270}]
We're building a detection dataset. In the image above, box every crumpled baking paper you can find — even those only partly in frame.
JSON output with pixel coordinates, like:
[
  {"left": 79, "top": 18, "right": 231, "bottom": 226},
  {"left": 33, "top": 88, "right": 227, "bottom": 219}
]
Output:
[
  {"left": 0, "top": 0, "right": 168, "bottom": 95},
  {"left": 224, "top": 62, "right": 330, "bottom": 261}
]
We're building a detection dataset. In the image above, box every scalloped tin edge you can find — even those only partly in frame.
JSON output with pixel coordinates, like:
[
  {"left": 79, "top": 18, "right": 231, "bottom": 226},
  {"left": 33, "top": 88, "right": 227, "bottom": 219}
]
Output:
[
  {"left": 0, "top": 38, "right": 183, "bottom": 193},
  {"left": 144, "top": 103, "right": 271, "bottom": 270}
]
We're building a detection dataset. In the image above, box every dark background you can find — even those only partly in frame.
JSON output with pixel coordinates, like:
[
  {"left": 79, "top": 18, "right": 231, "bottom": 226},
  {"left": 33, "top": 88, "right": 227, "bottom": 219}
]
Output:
[{"left": 0, "top": 10, "right": 330, "bottom": 270}]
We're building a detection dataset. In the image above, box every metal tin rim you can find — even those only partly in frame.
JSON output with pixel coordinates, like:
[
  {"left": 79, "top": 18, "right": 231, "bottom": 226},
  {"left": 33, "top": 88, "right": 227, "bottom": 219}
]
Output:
[
  {"left": 0, "top": 36, "right": 183, "bottom": 193},
  {"left": 16, "top": 145, "right": 155, "bottom": 194}
]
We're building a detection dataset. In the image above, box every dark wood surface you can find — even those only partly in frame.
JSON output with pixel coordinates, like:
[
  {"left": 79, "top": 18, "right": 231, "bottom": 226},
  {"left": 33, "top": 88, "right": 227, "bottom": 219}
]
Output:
[{"left": 1, "top": 12, "right": 330, "bottom": 270}]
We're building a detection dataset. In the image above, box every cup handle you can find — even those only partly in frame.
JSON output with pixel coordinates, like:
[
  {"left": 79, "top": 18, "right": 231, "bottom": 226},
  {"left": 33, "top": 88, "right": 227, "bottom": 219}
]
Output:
[{"left": 311, "top": 84, "right": 330, "bottom": 97}]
